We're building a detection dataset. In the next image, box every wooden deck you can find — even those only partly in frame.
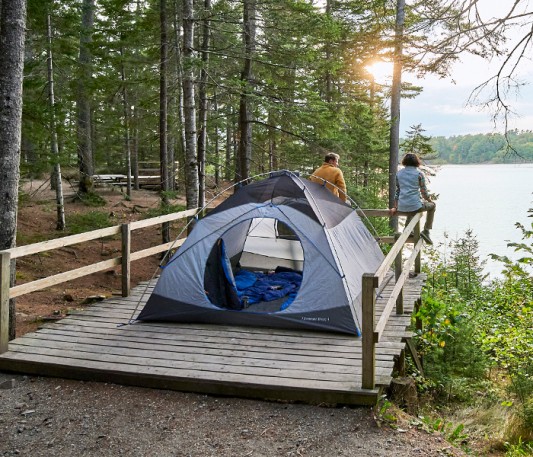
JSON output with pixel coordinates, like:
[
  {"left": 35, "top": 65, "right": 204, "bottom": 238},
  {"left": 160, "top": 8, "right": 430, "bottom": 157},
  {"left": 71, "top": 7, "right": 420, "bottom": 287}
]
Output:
[{"left": 0, "top": 273, "right": 425, "bottom": 406}]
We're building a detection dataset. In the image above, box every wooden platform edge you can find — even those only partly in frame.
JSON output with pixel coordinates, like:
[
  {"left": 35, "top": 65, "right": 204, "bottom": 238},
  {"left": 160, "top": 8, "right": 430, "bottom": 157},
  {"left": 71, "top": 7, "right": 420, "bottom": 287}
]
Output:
[{"left": 0, "top": 357, "right": 382, "bottom": 406}]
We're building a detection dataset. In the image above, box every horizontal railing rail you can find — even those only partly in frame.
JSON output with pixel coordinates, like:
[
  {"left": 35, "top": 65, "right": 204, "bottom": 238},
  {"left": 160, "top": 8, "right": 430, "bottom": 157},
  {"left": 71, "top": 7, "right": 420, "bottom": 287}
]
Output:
[{"left": 0, "top": 208, "right": 198, "bottom": 352}]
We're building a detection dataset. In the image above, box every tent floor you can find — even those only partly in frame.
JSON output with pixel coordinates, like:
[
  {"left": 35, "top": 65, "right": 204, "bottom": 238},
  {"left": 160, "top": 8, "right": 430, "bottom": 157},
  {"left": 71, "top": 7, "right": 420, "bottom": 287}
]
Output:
[{"left": 0, "top": 273, "right": 425, "bottom": 406}]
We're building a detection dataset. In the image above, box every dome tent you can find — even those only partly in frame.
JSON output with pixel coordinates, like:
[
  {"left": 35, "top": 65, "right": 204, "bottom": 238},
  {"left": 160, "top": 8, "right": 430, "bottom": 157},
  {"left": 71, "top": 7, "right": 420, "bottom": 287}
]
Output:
[{"left": 137, "top": 171, "right": 384, "bottom": 335}]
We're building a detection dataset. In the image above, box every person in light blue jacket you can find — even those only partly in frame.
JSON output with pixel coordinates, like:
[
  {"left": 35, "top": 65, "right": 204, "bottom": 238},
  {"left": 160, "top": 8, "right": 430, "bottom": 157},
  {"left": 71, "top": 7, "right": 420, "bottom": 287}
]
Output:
[{"left": 389, "top": 153, "right": 436, "bottom": 244}]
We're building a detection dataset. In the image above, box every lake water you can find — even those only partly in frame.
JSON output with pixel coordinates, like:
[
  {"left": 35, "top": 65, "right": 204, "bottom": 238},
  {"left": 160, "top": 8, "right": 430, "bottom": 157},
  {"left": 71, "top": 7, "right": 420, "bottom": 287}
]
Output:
[{"left": 426, "top": 163, "right": 533, "bottom": 280}]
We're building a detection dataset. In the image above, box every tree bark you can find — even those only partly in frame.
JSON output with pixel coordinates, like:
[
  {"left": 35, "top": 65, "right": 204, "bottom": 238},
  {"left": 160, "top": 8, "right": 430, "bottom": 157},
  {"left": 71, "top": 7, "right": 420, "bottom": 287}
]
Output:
[
  {"left": 120, "top": 45, "right": 132, "bottom": 199},
  {"left": 0, "top": 0, "right": 27, "bottom": 340},
  {"left": 237, "top": 0, "right": 256, "bottom": 184},
  {"left": 225, "top": 107, "right": 233, "bottom": 181},
  {"left": 389, "top": 0, "right": 405, "bottom": 232},
  {"left": 77, "top": 0, "right": 95, "bottom": 194},
  {"left": 182, "top": 0, "right": 198, "bottom": 209},
  {"left": 47, "top": 13, "right": 66, "bottom": 231},
  {"left": 197, "top": 0, "right": 211, "bottom": 207},
  {"left": 160, "top": 0, "right": 170, "bottom": 242},
  {"left": 172, "top": 2, "right": 186, "bottom": 185}
]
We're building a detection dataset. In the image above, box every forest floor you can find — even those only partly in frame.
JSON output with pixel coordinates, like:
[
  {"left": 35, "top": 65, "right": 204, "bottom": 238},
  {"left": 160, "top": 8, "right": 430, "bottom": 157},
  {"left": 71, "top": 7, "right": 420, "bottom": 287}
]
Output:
[{"left": 0, "top": 179, "right": 496, "bottom": 456}]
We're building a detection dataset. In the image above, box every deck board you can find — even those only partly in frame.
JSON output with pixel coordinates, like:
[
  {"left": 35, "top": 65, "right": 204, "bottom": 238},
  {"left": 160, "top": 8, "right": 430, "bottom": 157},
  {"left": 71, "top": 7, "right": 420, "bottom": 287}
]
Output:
[{"left": 0, "top": 273, "right": 425, "bottom": 405}]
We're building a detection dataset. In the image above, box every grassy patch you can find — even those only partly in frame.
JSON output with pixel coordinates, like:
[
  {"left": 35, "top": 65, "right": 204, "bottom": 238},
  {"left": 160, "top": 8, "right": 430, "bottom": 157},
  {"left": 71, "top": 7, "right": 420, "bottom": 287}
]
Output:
[
  {"left": 78, "top": 192, "right": 107, "bottom": 207},
  {"left": 66, "top": 211, "right": 115, "bottom": 234}
]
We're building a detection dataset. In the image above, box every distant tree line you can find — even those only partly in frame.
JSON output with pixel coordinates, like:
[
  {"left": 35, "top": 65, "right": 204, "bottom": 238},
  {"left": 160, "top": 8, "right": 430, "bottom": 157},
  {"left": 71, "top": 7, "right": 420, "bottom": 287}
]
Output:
[{"left": 429, "top": 130, "right": 533, "bottom": 164}]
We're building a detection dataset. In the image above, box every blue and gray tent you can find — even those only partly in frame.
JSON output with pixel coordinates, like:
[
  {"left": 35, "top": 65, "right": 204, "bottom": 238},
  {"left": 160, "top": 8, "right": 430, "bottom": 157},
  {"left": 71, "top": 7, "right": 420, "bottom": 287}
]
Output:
[{"left": 137, "top": 171, "right": 384, "bottom": 335}]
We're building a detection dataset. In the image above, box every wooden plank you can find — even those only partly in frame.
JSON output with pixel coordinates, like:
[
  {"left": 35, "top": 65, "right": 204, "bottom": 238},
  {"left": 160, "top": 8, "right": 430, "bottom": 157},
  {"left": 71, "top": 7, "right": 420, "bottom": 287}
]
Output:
[
  {"left": 8, "top": 338, "right": 395, "bottom": 378},
  {"left": 130, "top": 240, "right": 185, "bottom": 262},
  {"left": 374, "top": 212, "right": 422, "bottom": 283},
  {"left": 42, "top": 319, "right": 367, "bottom": 354},
  {"left": 0, "top": 251, "right": 10, "bottom": 353},
  {"left": 21, "top": 329, "right": 401, "bottom": 363},
  {"left": 34, "top": 324, "right": 403, "bottom": 357},
  {"left": 129, "top": 209, "right": 198, "bottom": 230},
  {"left": 5, "top": 226, "right": 121, "bottom": 259},
  {"left": 121, "top": 223, "right": 131, "bottom": 297},
  {"left": 374, "top": 238, "right": 423, "bottom": 341},
  {"left": 0, "top": 354, "right": 380, "bottom": 405},
  {"left": 361, "top": 273, "right": 377, "bottom": 390},
  {"left": 9, "top": 257, "right": 121, "bottom": 298},
  {"left": 405, "top": 337, "right": 424, "bottom": 375},
  {"left": 3, "top": 345, "right": 394, "bottom": 386},
  {"left": 355, "top": 209, "right": 389, "bottom": 218},
  {"left": 394, "top": 232, "right": 404, "bottom": 314}
]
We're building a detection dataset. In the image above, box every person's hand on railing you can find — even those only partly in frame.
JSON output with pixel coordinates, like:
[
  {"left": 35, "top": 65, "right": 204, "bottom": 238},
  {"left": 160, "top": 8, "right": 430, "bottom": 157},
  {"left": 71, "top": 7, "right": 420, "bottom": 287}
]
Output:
[{"left": 389, "top": 207, "right": 397, "bottom": 216}]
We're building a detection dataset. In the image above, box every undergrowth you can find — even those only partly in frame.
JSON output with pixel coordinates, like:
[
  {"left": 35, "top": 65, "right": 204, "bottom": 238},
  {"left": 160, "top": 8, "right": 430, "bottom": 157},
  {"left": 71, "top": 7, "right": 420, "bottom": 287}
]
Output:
[
  {"left": 407, "top": 218, "right": 533, "bottom": 455},
  {"left": 66, "top": 211, "right": 115, "bottom": 234}
]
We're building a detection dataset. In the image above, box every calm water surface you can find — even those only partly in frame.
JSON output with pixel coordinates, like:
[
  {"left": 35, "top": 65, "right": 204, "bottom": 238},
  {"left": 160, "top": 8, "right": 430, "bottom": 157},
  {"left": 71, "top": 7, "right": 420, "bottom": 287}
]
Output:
[{"left": 427, "top": 163, "right": 533, "bottom": 280}]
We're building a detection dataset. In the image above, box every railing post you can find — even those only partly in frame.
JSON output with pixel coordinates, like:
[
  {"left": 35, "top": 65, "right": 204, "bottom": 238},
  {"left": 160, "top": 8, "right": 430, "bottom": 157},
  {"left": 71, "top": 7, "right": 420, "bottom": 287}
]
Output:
[
  {"left": 394, "top": 232, "right": 404, "bottom": 314},
  {"left": 414, "top": 219, "right": 421, "bottom": 274},
  {"left": 121, "top": 223, "right": 131, "bottom": 297},
  {"left": 362, "top": 273, "right": 378, "bottom": 390},
  {"left": 0, "top": 251, "right": 11, "bottom": 353}
]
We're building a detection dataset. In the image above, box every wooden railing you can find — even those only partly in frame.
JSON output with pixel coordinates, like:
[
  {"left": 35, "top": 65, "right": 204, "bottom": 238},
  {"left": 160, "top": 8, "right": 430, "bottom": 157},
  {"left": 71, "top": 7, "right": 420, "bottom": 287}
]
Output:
[
  {"left": 0, "top": 209, "right": 198, "bottom": 353},
  {"left": 358, "top": 210, "right": 423, "bottom": 390}
]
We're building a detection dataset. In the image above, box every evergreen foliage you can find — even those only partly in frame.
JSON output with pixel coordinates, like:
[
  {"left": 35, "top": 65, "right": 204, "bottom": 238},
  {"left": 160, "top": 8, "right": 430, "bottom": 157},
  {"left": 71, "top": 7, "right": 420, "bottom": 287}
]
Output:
[
  {"left": 429, "top": 130, "right": 533, "bottom": 164},
  {"left": 21, "top": 0, "right": 460, "bottom": 206}
]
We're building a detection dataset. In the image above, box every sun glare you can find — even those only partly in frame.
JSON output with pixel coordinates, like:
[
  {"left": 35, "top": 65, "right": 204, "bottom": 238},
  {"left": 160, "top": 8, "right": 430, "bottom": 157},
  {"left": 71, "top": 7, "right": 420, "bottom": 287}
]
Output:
[{"left": 365, "top": 61, "right": 394, "bottom": 82}]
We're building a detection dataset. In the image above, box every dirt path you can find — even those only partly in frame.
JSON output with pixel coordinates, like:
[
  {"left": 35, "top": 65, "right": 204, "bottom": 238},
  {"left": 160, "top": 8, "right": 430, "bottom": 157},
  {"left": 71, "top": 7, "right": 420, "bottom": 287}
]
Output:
[{"left": 0, "top": 372, "right": 466, "bottom": 457}]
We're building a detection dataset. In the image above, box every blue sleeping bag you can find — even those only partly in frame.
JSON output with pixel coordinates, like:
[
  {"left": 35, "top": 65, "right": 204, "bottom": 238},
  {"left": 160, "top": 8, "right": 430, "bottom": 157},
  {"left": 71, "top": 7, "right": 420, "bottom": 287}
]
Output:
[{"left": 234, "top": 269, "right": 302, "bottom": 310}]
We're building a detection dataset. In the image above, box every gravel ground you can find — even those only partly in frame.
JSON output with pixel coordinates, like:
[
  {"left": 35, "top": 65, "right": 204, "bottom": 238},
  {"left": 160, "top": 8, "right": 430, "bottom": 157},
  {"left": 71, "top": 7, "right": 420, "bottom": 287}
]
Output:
[{"left": 0, "top": 372, "right": 467, "bottom": 457}]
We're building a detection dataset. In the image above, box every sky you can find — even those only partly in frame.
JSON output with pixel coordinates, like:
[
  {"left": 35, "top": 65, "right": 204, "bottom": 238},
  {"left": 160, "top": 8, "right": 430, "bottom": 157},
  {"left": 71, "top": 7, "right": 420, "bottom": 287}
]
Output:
[
  {"left": 399, "top": 56, "right": 533, "bottom": 138},
  {"left": 380, "top": 1, "right": 533, "bottom": 138}
]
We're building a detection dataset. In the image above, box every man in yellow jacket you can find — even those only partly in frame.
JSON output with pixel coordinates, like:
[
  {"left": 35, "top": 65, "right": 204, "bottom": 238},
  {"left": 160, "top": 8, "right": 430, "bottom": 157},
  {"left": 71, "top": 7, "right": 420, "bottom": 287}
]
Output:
[{"left": 310, "top": 152, "right": 347, "bottom": 202}]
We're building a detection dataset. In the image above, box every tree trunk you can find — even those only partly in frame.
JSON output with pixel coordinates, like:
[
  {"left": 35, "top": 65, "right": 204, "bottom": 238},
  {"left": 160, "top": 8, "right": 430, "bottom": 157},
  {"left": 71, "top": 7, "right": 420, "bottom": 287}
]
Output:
[
  {"left": 213, "top": 89, "right": 219, "bottom": 186},
  {"left": 120, "top": 45, "right": 132, "bottom": 199},
  {"left": 267, "top": 109, "right": 276, "bottom": 172},
  {"left": 197, "top": 0, "right": 211, "bottom": 208},
  {"left": 132, "top": 104, "right": 139, "bottom": 190},
  {"left": 182, "top": 0, "right": 198, "bottom": 209},
  {"left": 0, "top": 0, "right": 27, "bottom": 340},
  {"left": 225, "top": 107, "right": 233, "bottom": 181},
  {"left": 77, "top": 0, "right": 95, "bottom": 195},
  {"left": 237, "top": 0, "right": 256, "bottom": 184},
  {"left": 324, "top": 0, "right": 333, "bottom": 103},
  {"left": 160, "top": 0, "right": 171, "bottom": 242},
  {"left": 172, "top": 2, "right": 186, "bottom": 185},
  {"left": 47, "top": 13, "right": 66, "bottom": 231},
  {"left": 389, "top": 0, "right": 405, "bottom": 231}
]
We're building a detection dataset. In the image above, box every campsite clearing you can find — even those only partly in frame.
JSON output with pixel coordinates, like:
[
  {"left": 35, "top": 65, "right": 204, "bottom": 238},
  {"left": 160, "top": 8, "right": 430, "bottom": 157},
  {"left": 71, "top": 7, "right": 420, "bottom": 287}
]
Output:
[{"left": 0, "top": 180, "right": 473, "bottom": 457}]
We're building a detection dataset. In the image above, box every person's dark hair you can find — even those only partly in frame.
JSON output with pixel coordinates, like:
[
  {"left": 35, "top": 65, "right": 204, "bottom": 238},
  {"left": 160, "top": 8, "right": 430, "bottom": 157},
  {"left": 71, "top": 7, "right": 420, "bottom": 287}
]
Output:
[
  {"left": 324, "top": 152, "right": 340, "bottom": 163},
  {"left": 401, "top": 153, "right": 421, "bottom": 167}
]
